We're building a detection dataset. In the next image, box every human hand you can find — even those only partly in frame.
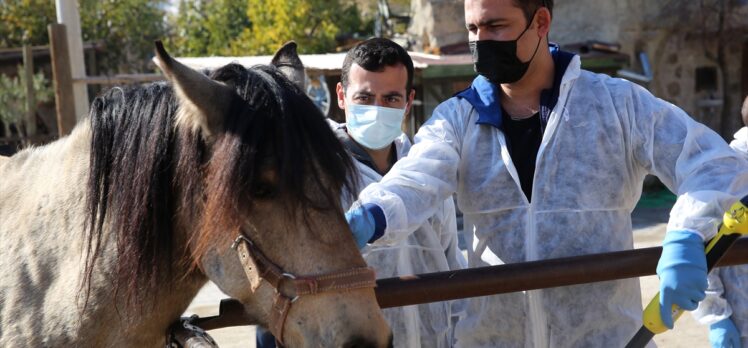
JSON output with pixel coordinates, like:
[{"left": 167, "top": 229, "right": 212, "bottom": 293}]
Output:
[
  {"left": 709, "top": 318, "right": 742, "bottom": 348},
  {"left": 656, "top": 230, "right": 708, "bottom": 329},
  {"left": 345, "top": 205, "right": 377, "bottom": 249}
]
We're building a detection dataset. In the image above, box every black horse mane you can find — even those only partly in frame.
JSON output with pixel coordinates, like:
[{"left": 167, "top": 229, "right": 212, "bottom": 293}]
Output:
[{"left": 84, "top": 63, "right": 357, "bottom": 308}]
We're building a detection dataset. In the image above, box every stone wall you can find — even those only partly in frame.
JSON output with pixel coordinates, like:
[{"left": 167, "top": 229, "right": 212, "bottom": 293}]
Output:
[
  {"left": 407, "top": 0, "right": 467, "bottom": 53},
  {"left": 553, "top": 0, "right": 748, "bottom": 137}
]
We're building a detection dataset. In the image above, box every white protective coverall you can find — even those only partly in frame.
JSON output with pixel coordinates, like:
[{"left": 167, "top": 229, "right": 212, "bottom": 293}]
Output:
[
  {"left": 692, "top": 126, "right": 748, "bottom": 346},
  {"left": 357, "top": 54, "right": 748, "bottom": 347},
  {"left": 332, "top": 121, "right": 467, "bottom": 348}
]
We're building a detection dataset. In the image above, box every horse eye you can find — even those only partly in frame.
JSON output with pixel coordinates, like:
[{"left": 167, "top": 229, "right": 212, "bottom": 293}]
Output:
[{"left": 252, "top": 183, "right": 277, "bottom": 199}]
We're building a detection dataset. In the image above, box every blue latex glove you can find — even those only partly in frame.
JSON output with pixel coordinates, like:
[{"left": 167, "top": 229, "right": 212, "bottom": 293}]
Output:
[
  {"left": 656, "top": 230, "right": 708, "bottom": 329},
  {"left": 344, "top": 204, "right": 385, "bottom": 249},
  {"left": 710, "top": 318, "right": 742, "bottom": 348}
]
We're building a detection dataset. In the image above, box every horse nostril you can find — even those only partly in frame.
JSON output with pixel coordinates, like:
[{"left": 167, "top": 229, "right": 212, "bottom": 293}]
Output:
[
  {"left": 387, "top": 333, "right": 393, "bottom": 348},
  {"left": 341, "top": 336, "right": 378, "bottom": 348}
]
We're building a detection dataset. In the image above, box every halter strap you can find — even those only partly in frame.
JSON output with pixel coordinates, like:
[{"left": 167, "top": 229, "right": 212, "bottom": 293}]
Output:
[{"left": 231, "top": 234, "right": 376, "bottom": 346}]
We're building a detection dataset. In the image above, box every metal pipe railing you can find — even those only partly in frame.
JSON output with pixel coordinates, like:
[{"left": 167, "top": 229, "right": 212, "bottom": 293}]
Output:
[
  {"left": 376, "top": 237, "right": 748, "bottom": 308},
  {"left": 181, "top": 237, "right": 748, "bottom": 334}
]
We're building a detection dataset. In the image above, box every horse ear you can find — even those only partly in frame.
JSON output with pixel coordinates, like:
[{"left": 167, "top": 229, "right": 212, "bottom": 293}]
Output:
[
  {"left": 271, "top": 41, "right": 306, "bottom": 90},
  {"left": 153, "top": 40, "right": 234, "bottom": 138}
]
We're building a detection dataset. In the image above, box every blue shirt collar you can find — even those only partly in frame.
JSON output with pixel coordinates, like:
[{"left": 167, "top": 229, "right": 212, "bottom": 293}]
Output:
[{"left": 456, "top": 44, "right": 575, "bottom": 130}]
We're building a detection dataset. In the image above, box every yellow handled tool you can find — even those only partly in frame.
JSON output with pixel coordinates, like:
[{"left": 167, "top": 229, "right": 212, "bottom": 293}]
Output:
[{"left": 625, "top": 195, "right": 748, "bottom": 348}]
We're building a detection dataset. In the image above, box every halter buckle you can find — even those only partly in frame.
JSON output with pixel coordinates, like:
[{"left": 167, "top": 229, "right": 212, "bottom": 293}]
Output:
[{"left": 231, "top": 235, "right": 252, "bottom": 249}]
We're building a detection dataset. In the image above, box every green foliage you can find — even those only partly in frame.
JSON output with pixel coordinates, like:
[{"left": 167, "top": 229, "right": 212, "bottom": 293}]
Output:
[
  {"left": 168, "top": 1, "right": 211, "bottom": 56},
  {"left": 0, "top": 0, "right": 169, "bottom": 73},
  {"left": 1, "top": 0, "right": 376, "bottom": 71},
  {"left": 79, "top": 0, "right": 170, "bottom": 73},
  {"left": 0, "top": 75, "right": 24, "bottom": 125},
  {"left": 167, "top": 0, "right": 251, "bottom": 56},
  {"left": 0, "top": 66, "right": 54, "bottom": 126},
  {"left": 0, "top": 0, "right": 57, "bottom": 47},
  {"left": 168, "top": 0, "right": 373, "bottom": 57},
  {"left": 232, "top": 0, "right": 368, "bottom": 55}
]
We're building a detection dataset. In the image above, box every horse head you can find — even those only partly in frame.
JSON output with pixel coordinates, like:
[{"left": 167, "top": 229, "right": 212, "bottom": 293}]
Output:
[{"left": 152, "top": 42, "right": 392, "bottom": 347}]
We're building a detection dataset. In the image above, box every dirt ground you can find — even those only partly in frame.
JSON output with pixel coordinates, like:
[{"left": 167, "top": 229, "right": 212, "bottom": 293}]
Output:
[{"left": 183, "top": 206, "right": 709, "bottom": 347}]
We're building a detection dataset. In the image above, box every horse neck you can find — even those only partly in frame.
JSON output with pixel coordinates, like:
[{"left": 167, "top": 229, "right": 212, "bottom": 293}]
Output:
[
  {"left": 108, "top": 257, "right": 207, "bottom": 346},
  {"left": 1, "top": 123, "right": 209, "bottom": 346},
  {"left": 116, "top": 127, "right": 217, "bottom": 344},
  {"left": 81, "top": 248, "right": 207, "bottom": 346},
  {"left": 86, "top": 147, "right": 209, "bottom": 346},
  {"left": 83, "top": 183, "right": 209, "bottom": 346}
]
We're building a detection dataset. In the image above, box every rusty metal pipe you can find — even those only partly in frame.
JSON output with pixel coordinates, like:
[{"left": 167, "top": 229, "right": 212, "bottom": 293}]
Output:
[
  {"left": 189, "top": 238, "right": 748, "bottom": 329},
  {"left": 375, "top": 237, "right": 748, "bottom": 308}
]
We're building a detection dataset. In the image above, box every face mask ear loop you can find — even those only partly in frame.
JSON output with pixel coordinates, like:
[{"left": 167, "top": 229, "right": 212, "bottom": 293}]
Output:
[
  {"left": 519, "top": 10, "right": 542, "bottom": 64},
  {"left": 524, "top": 31, "right": 543, "bottom": 64},
  {"left": 515, "top": 8, "right": 539, "bottom": 40}
]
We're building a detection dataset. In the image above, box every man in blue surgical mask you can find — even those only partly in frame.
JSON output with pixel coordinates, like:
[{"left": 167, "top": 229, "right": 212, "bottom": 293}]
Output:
[
  {"left": 335, "top": 38, "right": 415, "bottom": 176},
  {"left": 344, "top": 1, "right": 748, "bottom": 347},
  {"left": 257, "top": 38, "right": 466, "bottom": 348},
  {"left": 335, "top": 37, "right": 466, "bottom": 348}
]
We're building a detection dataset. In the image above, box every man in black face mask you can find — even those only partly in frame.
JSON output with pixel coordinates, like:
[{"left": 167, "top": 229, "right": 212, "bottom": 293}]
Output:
[
  {"left": 465, "top": 0, "right": 554, "bottom": 202},
  {"left": 468, "top": 2, "right": 544, "bottom": 86},
  {"left": 344, "top": 0, "right": 748, "bottom": 346}
]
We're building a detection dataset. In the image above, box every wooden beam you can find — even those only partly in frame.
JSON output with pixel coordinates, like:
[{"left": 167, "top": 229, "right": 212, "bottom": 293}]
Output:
[
  {"left": 22, "top": 45, "right": 37, "bottom": 137},
  {"left": 56, "top": 0, "right": 89, "bottom": 120},
  {"left": 48, "top": 24, "right": 76, "bottom": 137},
  {"left": 0, "top": 45, "right": 48, "bottom": 53},
  {"left": 74, "top": 74, "right": 164, "bottom": 85},
  {"left": 421, "top": 64, "right": 475, "bottom": 79}
]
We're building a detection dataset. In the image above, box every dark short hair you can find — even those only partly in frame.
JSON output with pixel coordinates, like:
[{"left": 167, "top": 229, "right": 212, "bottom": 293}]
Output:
[
  {"left": 513, "top": 0, "right": 554, "bottom": 24},
  {"left": 341, "top": 38, "right": 414, "bottom": 94}
]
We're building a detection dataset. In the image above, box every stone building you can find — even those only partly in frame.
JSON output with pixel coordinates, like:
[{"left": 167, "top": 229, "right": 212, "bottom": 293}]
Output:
[
  {"left": 405, "top": 0, "right": 748, "bottom": 138},
  {"left": 553, "top": 0, "right": 748, "bottom": 138},
  {"left": 407, "top": 0, "right": 468, "bottom": 54}
]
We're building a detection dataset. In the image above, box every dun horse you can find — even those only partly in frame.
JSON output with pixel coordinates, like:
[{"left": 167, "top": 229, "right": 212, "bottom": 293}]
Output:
[{"left": 0, "top": 42, "right": 392, "bottom": 347}]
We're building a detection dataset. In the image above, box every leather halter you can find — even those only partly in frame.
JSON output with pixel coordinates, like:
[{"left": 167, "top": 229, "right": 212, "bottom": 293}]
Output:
[{"left": 230, "top": 232, "right": 377, "bottom": 346}]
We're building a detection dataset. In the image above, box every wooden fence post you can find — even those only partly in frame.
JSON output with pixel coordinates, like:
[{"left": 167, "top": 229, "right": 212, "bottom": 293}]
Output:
[
  {"left": 48, "top": 24, "right": 76, "bottom": 137},
  {"left": 56, "top": 0, "right": 89, "bottom": 120},
  {"left": 22, "top": 45, "right": 37, "bottom": 138}
]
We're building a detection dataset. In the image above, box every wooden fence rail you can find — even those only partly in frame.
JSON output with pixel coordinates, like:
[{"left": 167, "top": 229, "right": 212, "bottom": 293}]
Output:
[
  {"left": 74, "top": 74, "right": 163, "bottom": 85},
  {"left": 45, "top": 24, "right": 162, "bottom": 138}
]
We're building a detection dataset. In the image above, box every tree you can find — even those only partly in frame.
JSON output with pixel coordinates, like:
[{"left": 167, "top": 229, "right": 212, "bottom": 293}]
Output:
[
  {"left": 167, "top": 0, "right": 373, "bottom": 57},
  {"left": 0, "top": 0, "right": 169, "bottom": 73},
  {"left": 1, "top": 0, "right": 374, "bottom": 70},
  {"left": 79, "top": 0, "right": 170, "bottom": 73},
  {"left": 0, "top": 66, "right": 54, "bottom": 137},
  {"left": 167, "top": 0, "right": 251, "bottom": 57},
  {"left": 231, "top": 0, "right": 368, "bottom": 55},
  {"left": 0, "top": 0, "right": 56, "bottom": 46}
]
